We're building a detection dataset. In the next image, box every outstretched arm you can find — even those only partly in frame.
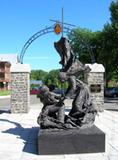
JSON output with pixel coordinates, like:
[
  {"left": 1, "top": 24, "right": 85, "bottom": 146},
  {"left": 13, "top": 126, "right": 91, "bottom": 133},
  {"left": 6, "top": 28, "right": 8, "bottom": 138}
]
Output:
[{"left": 65, "top": 76, "right": 76, "bottom": 99}]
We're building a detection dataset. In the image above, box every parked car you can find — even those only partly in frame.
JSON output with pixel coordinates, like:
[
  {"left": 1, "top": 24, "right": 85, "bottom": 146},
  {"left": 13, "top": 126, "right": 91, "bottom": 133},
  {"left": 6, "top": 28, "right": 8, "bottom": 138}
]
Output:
[
  {"left": 104, "top": 87, "right": 118, "bottom": 97},
  {"left": 30, "top": 87, "right": 41, "bottom": 95},
  {"left": 53, "top": 88, "right": 67, "bottom": 95}
]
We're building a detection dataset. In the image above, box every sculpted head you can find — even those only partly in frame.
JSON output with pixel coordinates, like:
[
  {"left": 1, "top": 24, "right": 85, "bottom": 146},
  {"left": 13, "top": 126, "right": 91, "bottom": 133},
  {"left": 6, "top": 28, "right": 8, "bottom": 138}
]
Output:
[
  {"left": 40, "top": 85, "right": 49, "bottom": 93},
  {"left": 59, "top": 72, "right": 68, "bottom": 83}
]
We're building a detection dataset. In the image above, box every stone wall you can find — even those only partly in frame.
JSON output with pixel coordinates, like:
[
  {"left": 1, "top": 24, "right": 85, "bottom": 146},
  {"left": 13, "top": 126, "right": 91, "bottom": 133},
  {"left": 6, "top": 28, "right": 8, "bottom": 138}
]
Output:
[
  {"left": 10, "top": 64, "right": 30, "bottom": 113},
  {"left": 85, "top": 63, "right": 105, "bottom": 112}
]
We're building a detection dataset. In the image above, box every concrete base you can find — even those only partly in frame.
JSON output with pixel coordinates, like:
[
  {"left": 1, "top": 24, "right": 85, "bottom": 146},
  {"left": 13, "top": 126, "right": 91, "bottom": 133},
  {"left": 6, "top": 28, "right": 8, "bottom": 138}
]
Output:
[{"left": 38, "top": 125, "right": 105, "bottom": 155}]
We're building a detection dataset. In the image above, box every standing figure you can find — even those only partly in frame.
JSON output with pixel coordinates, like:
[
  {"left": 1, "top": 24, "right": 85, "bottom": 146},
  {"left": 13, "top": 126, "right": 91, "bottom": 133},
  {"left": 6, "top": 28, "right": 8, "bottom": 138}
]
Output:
[{"left": 59, "top": 72, "right": 97, "bottom": 128}]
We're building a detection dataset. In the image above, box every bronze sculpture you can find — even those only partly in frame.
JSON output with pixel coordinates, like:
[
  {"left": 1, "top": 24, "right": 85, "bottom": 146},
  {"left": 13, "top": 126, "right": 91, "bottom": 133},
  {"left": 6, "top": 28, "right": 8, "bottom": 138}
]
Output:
[
  {"left": 37, "top": 85, "right": 65, "bottom": 129},
  {"left": 37, "top": 36, "right": 97, "bottom": 129}
]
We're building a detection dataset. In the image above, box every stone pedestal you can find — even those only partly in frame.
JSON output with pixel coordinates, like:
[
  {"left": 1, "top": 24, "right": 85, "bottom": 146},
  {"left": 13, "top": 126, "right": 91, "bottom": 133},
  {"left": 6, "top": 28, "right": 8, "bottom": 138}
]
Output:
[
  {"left": 10, "top": 64, "right": 30, "bottom": 113},
  {"left": 85, "top": 63, "right": 105, "bottom": 112},
  {"left": 38, "top": 125, "right": 105, "bottom": 155}
]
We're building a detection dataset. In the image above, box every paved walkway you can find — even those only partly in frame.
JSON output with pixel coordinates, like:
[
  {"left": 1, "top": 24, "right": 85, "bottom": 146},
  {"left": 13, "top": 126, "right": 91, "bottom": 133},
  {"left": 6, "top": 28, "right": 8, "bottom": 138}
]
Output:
[
  {"left": 0, "top": 95, "right": 10, "bottom": 99},
  {"left": 0, "top": 105, "right": 118, "bottom": 160}
]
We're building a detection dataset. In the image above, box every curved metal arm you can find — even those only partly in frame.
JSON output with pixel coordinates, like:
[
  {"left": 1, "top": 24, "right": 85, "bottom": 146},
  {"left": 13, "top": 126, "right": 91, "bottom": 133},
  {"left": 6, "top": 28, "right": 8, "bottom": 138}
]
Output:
[{"left": 19, "top": 25, "right": 73, "bottom": 64}]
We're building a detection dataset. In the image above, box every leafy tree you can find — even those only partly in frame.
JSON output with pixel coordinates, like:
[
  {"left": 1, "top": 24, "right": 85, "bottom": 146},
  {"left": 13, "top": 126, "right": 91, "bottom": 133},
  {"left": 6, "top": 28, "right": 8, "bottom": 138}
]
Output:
[
  {"left": 110, "top": 1, "right": 118, "bottom": 28},
  {"left": 30, "top": 69, "right": 68, "bottom": 89},
  {"left": 30, "top": 70, "right": 48, "bottom": 81},
  {"left": 97, "top": 24, "right": 117, "bottom": 85},
  {"left": 68, "top": 1, "right": 118, "bottom": 86},
  {"left": 69, "top": 28, "right": 102, "bottom": 64},
  {"left": 109, "top": 1, "right": 118, "bottom": 81},
  {"left": 98, "top": 1, "right": 118, "bottom": 85},
  {"left": 44, "top": 69, "right": 63, "bottom": 89}
]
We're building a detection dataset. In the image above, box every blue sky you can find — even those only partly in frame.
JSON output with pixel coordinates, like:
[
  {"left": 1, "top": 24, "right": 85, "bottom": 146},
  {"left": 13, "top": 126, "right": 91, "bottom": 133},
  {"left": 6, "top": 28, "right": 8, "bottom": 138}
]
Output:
[{"left": 0, "top": 0, "right": 113, "bottom": 71}]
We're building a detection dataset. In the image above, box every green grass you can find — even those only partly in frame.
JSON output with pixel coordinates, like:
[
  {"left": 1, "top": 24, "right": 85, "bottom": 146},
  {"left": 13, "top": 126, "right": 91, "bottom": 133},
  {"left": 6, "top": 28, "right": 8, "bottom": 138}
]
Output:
[{"left": 0, "top": 90, "right": 11, "bottom": 96}]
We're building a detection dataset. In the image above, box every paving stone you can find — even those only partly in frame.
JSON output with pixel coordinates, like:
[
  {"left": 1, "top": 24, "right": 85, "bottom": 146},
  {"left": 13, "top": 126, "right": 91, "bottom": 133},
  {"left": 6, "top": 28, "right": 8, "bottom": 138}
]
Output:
[
  {"left": 107, "top": 155, "right": 118, "bottom": 160},
  {"left": 0, "top": 106, "right": 118, "bottom": 160}
]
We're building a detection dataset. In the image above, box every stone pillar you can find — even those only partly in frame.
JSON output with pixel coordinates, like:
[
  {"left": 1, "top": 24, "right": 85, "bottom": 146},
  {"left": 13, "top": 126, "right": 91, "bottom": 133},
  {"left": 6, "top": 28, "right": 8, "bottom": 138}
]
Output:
[
  {"left": 85, "top": 63, "right": 105, "bottom": 112},
  {"left": 10, "top": 64, "right": 30, "bottom": 113}
]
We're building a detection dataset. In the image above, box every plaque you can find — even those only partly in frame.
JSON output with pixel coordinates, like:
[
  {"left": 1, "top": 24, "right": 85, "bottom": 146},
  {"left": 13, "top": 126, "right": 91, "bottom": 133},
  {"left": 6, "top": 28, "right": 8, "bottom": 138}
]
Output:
[{"left": 90, "top": 84, "right": 101, "bottom": 93}]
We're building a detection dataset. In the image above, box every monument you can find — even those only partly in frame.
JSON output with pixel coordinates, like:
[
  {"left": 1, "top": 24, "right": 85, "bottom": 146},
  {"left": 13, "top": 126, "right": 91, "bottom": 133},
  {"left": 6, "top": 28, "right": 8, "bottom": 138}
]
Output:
[{"left": 37, "top": 36, "right": 105, "bottom": 155}]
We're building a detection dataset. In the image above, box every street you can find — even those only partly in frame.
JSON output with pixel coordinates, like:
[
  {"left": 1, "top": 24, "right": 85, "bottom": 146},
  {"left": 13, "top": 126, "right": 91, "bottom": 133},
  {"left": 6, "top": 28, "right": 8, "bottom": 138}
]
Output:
[
  {"left": 0, "top": 95, "right": 41, "bottom": 111},
  {"left": 0, "top": 97, "right": 10, "bottom": 110},
  {"left": 104, "top": 97, "right": 118, "bottom": 111},
  {"left": 0, "top": 95, "right": 118, "bottom": 111}
]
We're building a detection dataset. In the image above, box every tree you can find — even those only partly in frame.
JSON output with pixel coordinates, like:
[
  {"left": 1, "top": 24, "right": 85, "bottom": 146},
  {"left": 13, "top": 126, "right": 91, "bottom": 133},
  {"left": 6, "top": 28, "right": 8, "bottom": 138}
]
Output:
[
  {"left": 98, "top": 1, "right": 118, "bottom": 84},
  {"left": 109, "top": 1, "right": 118, "bottom": 81},
  {"left": 30, "top": 70, "right": 48, "bottom": 82},
  {"left": 44, "top": 69, "right": 62, "bottom": 88},
  {"left": 30, "top": 69, "right": 68, "bottom": 89},
  {"left": 69, "top": 28, "right": 102, "bottom": 64},
  {"left": 97, "top": 24, "right": 117, "bottom": 85},
  {"left": 110, "top": 1, "right": 118, "bottom": 28},
  {"left": 68, "top": 1, "right": 118, "bottom": 86}
]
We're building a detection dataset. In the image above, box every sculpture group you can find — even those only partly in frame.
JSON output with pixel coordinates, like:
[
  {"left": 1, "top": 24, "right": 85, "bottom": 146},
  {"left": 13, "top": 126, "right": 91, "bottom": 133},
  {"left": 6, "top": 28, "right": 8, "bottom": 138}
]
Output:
[{"left": 37, "top": 36, "right": 97, "bottom": 129}]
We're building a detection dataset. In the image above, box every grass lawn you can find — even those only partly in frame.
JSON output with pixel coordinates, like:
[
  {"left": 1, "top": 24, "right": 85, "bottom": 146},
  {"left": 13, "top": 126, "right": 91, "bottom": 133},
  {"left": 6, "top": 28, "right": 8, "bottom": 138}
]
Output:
[{"left": 0, "top": 90, "right": 11, "bottom": 96}]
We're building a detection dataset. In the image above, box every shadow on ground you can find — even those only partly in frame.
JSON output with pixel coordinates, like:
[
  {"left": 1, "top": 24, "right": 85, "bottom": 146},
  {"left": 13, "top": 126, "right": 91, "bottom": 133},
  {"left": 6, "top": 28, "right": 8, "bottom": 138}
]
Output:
[
  {"left": 105, "top": 109, "right": 118, "bottom": 112},
  {"left": 0, "top": 109, "right": 10, "bottom": 114},
  {"left": 0, "top": 119, "right": 39, "bottom": 155}
]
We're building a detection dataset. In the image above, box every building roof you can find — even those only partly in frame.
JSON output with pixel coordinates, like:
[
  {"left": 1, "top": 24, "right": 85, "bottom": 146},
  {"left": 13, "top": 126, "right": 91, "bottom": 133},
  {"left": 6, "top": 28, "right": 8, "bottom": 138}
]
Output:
[
  {"left": 85, "top": 63, "right": 105, "bottom": 73},
  {"left": 0, "top": 54, "right": 20, "bottom": 64}
]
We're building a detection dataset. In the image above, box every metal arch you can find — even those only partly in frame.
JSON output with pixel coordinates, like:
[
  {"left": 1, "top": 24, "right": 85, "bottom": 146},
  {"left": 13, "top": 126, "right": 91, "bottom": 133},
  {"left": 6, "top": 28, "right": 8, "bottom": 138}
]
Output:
[
  {"left": 20, "top": 25, "right": 54, "bottom": 64},
  {"left": 19, "top": 24, "right": 73, "bottom": 64}
]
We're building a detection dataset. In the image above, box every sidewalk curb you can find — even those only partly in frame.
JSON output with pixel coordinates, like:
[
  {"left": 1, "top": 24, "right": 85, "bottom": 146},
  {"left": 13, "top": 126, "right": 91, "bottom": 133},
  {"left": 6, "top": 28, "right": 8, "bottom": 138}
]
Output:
[{"left": 0, "top": 95, "right": 10, "bottom": 99}]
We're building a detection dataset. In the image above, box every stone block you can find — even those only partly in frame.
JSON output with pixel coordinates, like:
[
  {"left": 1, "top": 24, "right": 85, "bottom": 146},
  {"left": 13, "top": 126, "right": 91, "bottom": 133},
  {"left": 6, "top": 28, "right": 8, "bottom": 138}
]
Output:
[
  {"left": 10, "top": 64, "right": 30, "bottom": 113},
  {"left": 38, "top": 125, "right": 105, "bottom": 155}
]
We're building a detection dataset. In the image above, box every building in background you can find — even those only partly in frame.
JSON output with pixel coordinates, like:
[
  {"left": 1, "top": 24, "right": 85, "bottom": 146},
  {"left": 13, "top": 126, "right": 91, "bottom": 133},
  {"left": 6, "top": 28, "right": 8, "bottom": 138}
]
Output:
[
  {"left": 0, "top": 54, "right": 19, "bottom": 90},
  {"left": 0, "top": 61, "right": 11, "bottom": 90}
]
